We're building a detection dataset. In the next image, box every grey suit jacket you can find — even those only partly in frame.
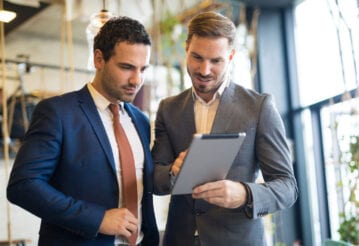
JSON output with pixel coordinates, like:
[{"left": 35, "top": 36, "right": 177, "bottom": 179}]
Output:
[{"left": 152, "top": 82, "right": 298, "bottom": 246}]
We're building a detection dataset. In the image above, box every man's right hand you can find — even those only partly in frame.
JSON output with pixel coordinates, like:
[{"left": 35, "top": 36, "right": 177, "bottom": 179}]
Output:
[
  {"left": 171, "top": 151, "right": 187, "bottom": 176},
  {"left": 99, "top": 208, "right": 138, "bottom": 238}
]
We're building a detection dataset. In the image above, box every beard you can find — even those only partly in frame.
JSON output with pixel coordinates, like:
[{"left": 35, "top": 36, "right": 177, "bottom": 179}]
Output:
[
  {"left": 191, "top": 70, "right": 229, "bottom": 95},
  {"left": 102, "top": 70, "right": 139, "bottom": 103}
]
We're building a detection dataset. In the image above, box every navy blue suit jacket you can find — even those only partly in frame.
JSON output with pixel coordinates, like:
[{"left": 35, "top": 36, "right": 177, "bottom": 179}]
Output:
[{"left": 7, "top": 85, "right": 159, "bottom": 246}]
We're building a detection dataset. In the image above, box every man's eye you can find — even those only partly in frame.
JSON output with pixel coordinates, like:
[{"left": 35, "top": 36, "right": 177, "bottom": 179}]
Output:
[
  {"left": 212, "top": 59, "right": 221, "bottom": 64},
  {"left": 120, "top": 65, "right": 132, "bottom": 70}
]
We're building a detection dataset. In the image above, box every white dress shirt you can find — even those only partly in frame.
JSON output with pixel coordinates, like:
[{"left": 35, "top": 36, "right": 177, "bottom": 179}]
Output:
[
  {"left": 193, "top": 78, "right": 229, "bottom": 134},
  {"left": 88, "top": 83, "right": 144, "bottom": 245}
]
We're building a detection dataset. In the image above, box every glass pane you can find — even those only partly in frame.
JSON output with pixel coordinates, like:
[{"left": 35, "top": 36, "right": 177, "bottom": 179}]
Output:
[
  {"left": 321, "top": 97, "right": 359, "bottom": 243},
  {"left": 294, "top": 0, "right": 359, "bottom": 106}
]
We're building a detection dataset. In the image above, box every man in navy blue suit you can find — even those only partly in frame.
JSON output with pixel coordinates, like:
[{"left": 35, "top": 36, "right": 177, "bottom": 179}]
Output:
[{"left": 7, "top": 16, "right": 159, "bottom": 246}]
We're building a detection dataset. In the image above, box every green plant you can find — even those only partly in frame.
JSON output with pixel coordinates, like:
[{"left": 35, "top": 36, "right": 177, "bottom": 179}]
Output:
[
  {"left": 159, "top": 11, "right": 186, "bottom": 64},
  {"left": 337, "top": 134, "right": 359, "bottom": 244}
]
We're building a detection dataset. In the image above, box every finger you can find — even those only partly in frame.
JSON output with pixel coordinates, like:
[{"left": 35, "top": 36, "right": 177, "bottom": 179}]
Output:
[
  {"left": 116, "top": 218, "right": 137, "bottom": 237},
  {"left": 119, "top": 228, "right": 132, "bottom": 238},
  {"left": 193, "top": 181, "right": 221, "bottom": 194},
  {"left": 126, "top": 221, "right": 138, "bottom": 234},
  {"left": 123, "top": 211, "right": 138, "bottom": 228},
  {"left": 121, "top": 208, "right": 138, "bottom": 220},
  {"left": 172, "top": 164, "right": 180, "bottom": 175},
  {"left": 202, "top": 196, "right": 227, "bottom": 207},
  {"left": 126, "top": 214, "right": 138, "bottom": 226},
  {"left": 193, "top": 188, "right": 223, "bottom": 199},
  {"left": 172, "top": 158, "right": 184, "bottom": 176},
  {"left": 179, "top": 150, "right": 187, "bottom": 159}
]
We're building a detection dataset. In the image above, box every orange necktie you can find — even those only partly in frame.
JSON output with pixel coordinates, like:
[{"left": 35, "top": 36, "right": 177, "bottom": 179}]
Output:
[{"left": 109, "top": 103, "right": 138, "bottom": 246}]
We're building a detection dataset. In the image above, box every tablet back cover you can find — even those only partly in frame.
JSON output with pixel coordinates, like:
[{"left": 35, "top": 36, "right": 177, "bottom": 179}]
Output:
[{"left": 171, "top": 133, "right": 246, "bottom": 195}]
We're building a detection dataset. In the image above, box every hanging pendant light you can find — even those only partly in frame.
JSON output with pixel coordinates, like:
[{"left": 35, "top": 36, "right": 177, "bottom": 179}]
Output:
[
  {"left": 0, "top": 9, "right": 16, "bottom": 23},
  {"left": 86, "top": 1, "right": 114, "bottom": 71}
]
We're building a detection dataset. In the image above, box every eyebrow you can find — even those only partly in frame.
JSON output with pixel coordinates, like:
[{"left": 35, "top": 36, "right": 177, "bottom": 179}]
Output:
[
  {"left": 118, "top": 62, "right": 150, "bottom": 70},
  {"left": 191, "top": 51, "right": 224, "bottom": 61}
]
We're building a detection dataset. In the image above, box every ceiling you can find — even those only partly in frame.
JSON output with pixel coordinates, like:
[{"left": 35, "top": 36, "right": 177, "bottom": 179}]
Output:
[
  {"left": 3, "top": 0, "right": 206, "bottom": 44},
  {"left": 0, "top": 0, "right": 302, "bottom": 70},
  {"left": 2, "top": 0, "right": 301, "bottom": 41},
  {"left": 3, "top": 1, "right": 49, "bottom": 35},
  {"left": 0, "top": 0, "right": 302, "bottom": 95}
]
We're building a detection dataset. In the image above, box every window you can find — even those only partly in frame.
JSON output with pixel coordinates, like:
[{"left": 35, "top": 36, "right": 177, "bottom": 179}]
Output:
[
  {"left": 294, "top": 0, "right": 359, "bottom": 244},
  {"left": 295, "top": 0, "right": 359, "bottom": 106},
  {"left": 321, "top": 99, "right": 359, "bottom": 242}
]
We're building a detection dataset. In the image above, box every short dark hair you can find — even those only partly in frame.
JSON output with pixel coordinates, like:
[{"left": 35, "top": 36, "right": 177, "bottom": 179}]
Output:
[
  {"left": 187, "top": 11, "right": 236, "bottom": 47},
  {"left": 94, "top": 16, "right": 151, "bottom": 62}
]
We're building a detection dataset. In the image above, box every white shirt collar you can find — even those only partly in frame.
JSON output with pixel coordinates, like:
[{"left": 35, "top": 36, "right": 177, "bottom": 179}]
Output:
[{"left": 87, "top": 82, "right": 125, "bottom": 112}]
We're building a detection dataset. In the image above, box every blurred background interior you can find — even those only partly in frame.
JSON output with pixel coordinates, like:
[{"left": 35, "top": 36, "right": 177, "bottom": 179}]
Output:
[{"left": 0, "top": 0, "right": 358, "bottom": 245}]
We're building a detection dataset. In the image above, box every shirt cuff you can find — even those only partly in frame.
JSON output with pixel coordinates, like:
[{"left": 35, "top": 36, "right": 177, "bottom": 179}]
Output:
[{"left": 242, "top": 183, "right": 253, "bottom": 219}]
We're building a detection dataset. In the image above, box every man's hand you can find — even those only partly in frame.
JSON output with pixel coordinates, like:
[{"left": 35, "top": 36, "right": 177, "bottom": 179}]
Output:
[
  {"left": 192, "top": 180, "right": 247, "bottom": 208},
  {"left": 99, "top": 208, "right": 138, "bottom": 238},
  {"left": 170, "top": 151, "right": 187, "bottom": 176}
]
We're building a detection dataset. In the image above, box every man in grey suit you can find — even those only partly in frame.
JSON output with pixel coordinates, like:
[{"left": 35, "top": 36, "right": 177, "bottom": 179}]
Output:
[{"left": 152, "top": 11, "right": 298, "bottom": 246}]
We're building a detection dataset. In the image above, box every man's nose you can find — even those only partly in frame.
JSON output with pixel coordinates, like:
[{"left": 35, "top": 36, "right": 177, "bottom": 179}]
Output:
[
  {"left": 129, "top": 70, "right": 143, "bottom": 85},
  {"left": 199, "top": 60, "right": 211, "bottom": 76}
]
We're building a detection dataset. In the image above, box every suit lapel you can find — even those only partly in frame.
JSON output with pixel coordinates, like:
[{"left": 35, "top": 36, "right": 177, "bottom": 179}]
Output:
[
  {"left": 123, "top": 103, "right": 149, "bottom": 166},
  {"left": 179, "top": 90, "right": 197, "bottom": 146},
  {"left": 211, "top": 83, "right": 237, "bottom": 133},
  {"left": 76, "top": 86, "right": 117, "bottom": 175},
  {"left": 124, "top": 103, "right": 153, "bottom": 191}
]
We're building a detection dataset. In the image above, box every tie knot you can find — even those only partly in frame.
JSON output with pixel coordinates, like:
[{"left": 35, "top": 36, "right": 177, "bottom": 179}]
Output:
[{"left": 109, "top": 103, "right": 120, "bottom": 117}]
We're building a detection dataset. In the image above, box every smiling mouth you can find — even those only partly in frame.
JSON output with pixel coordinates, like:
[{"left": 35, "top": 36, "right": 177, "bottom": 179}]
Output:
[
  {"left": 124, "top": 86, "right": 137, "bottom": 94},
  {"left": 194, "top": 72, "right": 212, "bottom": 80},
  {"left": 195, "top": 76, "right": 212, "bottom": 84}
]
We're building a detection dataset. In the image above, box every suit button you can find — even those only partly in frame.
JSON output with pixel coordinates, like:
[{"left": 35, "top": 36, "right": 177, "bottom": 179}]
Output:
[{"left": 195, "top": 209, "right": 204, "bottom": 216}]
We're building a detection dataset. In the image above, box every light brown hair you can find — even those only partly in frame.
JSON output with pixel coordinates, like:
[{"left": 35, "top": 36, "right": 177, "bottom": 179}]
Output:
[{"left": 186, "top": 11, "right": 236, "bottom": 47}]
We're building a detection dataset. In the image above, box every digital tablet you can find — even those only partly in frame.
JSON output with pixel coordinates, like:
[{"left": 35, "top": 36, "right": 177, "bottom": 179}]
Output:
[{"left": 171, "top": 132, "right": 246, "bottom": 195}]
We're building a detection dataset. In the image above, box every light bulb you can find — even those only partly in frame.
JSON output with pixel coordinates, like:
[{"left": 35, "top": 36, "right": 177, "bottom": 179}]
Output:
[{"left": 86, "top": 10, "right": 114, "bottom": 71}]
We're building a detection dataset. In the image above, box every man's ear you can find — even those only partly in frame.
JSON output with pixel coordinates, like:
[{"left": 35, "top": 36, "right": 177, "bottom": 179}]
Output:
[
  {"left": 93, "top": 49, "right": 104, "bottom": 68},
  {"left": 229, "top": 48, "right": 236, "bottom": 61}
]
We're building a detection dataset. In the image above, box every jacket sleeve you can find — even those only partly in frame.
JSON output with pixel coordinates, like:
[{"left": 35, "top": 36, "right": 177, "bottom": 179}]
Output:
[
  {"left": 151, "top": 100, "right": 175, "bottom": 195},
  {"left": 248, "top": 94, "right": 298, "bottom": 219},
  {"left": 6, "top": 98, "right": 106, "bottom": 239}
]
